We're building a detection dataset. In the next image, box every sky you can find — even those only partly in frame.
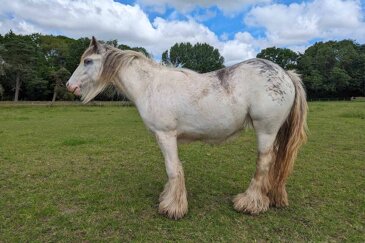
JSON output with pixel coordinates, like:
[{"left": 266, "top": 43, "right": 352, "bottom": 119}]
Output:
[{"left": 0, "top": 0, "right": 364, "bottom": 65}]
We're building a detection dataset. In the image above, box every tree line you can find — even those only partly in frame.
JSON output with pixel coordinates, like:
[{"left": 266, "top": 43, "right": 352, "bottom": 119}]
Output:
[
  {"left": 0, "top": 31, "right": 149, "bottom": 102},
  {"left": 256, "top": 41, "right": 365, "bottom": 98},
  {"left": 0, "top": 30, "right": 364, "bottom": 101}
]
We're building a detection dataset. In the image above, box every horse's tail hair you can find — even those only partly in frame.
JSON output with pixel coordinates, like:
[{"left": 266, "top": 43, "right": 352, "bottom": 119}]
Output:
[{"left": 269, "top": 70, "right": 308, "bottom": 204}]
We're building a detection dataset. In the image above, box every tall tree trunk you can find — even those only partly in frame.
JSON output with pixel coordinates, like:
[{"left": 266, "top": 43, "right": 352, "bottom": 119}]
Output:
[
  {"left": 14, "top": 73, "right": 20, "bottom": 102},
  {"left": 51, "top": 85, "right": 57, "bottom": 104}
]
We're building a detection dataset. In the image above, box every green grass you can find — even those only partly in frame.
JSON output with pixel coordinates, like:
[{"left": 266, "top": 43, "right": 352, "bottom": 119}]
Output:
[{"left": 0, "top": 101, "right": 364, "bottom": 242}]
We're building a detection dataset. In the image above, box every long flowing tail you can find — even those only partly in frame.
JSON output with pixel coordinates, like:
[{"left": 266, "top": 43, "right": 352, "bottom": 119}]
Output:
[{"left": 269, "top": 70, "right": 308, "bottom": 206}]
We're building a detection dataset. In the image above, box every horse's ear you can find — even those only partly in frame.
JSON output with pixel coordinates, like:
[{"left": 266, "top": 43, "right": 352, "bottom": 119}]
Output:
[
  {"left": 89, "top": 36, "right": 105, "bottom": 54},
  {"left": 90, "top": 36, "right": 98, "bottom": 47}
]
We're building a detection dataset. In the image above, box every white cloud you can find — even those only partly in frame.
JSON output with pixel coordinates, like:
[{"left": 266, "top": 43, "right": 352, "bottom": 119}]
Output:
[
  {"left": 192, "top": 9, "right": 218, "bottom": 22},
  {"left": 0, "top": 0, "right": 156, "bottom": 43},
  {"left": 0, "top": 0, "right": 214, "bottom": 55},
  {"left": 0, "top": 0, "right": 257, "bottom": 65},
  {"left": 138, "top": 0, "right": 271, "bottom": 14},
  {"left": 152, "top": 17, "right": 219, "bottom": 47},
  {"left": 0, "top": 18, "right": 42, "bottom": 35},
  {"left": 219, "top": 32, "right": 257, "bottom": 66},
  {"left": 245, "top": 0, "right": 365, "bottom": 46},
  {"left": 149, "top": 19, "right": 257, "bottom": 63}
]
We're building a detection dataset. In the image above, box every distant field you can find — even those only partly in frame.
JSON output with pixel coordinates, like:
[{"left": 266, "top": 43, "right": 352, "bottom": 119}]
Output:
[{"left": 0, "top": 101, "right": 364, "bottom": 241}]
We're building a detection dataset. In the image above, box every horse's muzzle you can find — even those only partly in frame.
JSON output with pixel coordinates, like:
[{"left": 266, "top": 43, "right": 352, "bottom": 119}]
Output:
[{"left": 66, "top": 82, "right": 81, "bottom": 96}]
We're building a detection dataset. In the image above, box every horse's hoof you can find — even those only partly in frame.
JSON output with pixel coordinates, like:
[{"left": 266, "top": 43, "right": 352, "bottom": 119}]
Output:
[
  {"left": 268, "top": 187, "right": 289, "bottom": 208},
  {"left": 159, "top": 201, "right": 188, "bottom": 220},
  {"left": 158, "top": 176, "right": 188, "bottom": 219},
  {"left": 233, "top": 192, "right": 269, "bottom": 215},
  {"left": 269, "top": 197, "right": 289, "bottom": 208}
]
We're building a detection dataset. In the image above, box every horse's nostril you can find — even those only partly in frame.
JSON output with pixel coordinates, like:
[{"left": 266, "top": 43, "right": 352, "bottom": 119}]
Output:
[{"left": 66, "top": 82, "right": 69, "bottom": 88}]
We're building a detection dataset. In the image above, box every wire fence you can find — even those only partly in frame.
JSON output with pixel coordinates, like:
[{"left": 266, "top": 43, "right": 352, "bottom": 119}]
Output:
[
  {"left": 0, "top": 101, "right": 134, "bottom": 107},
  {"left": 309, "top": 97, "right": 365, "bottom": 102}
]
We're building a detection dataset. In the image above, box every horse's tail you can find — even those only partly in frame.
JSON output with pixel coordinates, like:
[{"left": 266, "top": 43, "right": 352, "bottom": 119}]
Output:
[{"left": 269, "top": 70, "right": 308, "bottom": 205}]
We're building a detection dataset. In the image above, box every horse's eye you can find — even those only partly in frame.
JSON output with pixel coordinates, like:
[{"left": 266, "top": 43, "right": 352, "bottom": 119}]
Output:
[{"left": 84, "top": 58, "right": 93, "bottom": 65}]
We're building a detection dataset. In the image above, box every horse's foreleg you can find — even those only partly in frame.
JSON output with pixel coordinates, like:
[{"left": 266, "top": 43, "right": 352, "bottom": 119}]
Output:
[
  {"left": 155, "top": 131, "right": 188, "bottom": 220},
  {"left": 233, "top": 133, "right": 275, "bottom": 214}
]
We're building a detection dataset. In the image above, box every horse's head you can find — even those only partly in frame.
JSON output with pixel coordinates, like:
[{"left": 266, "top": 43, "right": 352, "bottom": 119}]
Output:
[{"left": 66, "top": 37, "right": 107, "bottom": 103}]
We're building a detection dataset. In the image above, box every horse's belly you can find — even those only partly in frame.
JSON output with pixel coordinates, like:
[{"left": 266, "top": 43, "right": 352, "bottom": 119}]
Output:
[
  {"left": 177, "top": 128, "right": 243, "bottom": 144},
  {"left": 176, "top": 110, "right": 247, "bottom": 144}
]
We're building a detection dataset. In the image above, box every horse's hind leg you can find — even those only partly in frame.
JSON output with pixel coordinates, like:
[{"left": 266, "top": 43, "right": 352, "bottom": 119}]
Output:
[
  {"left": 155, "top": 131, "right": 188, "bottom": 220},
  {"left": 233, "top": 131, "right": 276, "bottom": 214}
]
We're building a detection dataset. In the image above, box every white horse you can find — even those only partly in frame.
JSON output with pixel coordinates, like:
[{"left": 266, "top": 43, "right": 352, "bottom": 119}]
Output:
[{"left": 67, "top": 37, "right": 307, "bottom": 219}]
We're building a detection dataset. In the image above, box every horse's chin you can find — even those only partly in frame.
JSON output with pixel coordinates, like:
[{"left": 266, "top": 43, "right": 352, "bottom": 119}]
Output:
[
  {"left": 80, "top": 82, "right": 108, "bottom": 104},
  {"left": 73, "top": 87, "right": 81, "bottom": 96}
]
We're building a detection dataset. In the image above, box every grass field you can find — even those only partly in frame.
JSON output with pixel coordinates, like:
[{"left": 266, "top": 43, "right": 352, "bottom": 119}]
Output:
[{"left": 0, "top": 101, "right": 364, "bottom": 242}]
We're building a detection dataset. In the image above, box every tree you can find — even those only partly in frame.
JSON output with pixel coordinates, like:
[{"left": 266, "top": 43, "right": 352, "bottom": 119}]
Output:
[
  {"left": 297, "top": 40, "right": 364, "bottom": 98},
  {"left": 162, "top": 42, "right": 224, "bottom": 73},
  {"left": 106, "top": 39, "right": 118, "bottom": 47},
  {"left": 0, "top": 84, "right": 3, "bottom": 100},
  {"left": 24, "top": 78, "right": 50, "bottom": 101},
  {"left": 359, "top": 44, "right": 365, "bottom": 96},
  {"left": 100, "top": 40, "right": 150, "bottom": 57},
  {"left": 65, "top": 37, "right": 90, "bottom": 73},
  {"left": 118, "top": 44, "right": 150, "bottom": 58},
  {"left": 0, "top": 43, "right": 5, "bottom": 76},
  {"left": 2, "top": 31, "right": 37, "bottom": 101},
  {"left": 50, "top": 67, "right": 71, "bottom": 103},
  {"left": 0, "top": 32, "right": 156, "bottom": 101},
  {"left": 0, "top": 36, "right": 6, "bottom": 100},
  {"left": 256, "top": 47, "right": 299, "bottom": 70},
  {"left": 38, "top": 34, "right": 73, "bottom": 69}
]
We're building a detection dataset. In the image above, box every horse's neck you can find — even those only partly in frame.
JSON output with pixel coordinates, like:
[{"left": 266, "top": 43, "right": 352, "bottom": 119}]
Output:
[{"left": 113, "top": 59, "right": 153, "bottom": 104}]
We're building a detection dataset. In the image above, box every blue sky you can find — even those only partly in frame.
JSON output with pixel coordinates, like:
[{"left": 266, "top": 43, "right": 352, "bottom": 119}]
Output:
[
  {"left": 116, "top": 0, "right": 313, "bottom": 41},
  {"left": 118, "top": 0, "right": 306, "bottom": 40},
  {"left": 0, "top": 0, "right": 364, "bottom": 65}
]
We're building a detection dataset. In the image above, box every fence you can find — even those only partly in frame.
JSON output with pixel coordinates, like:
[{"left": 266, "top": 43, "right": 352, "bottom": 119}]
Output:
[
  {"left": 308, "top": 97, "right": 365, "bottom": 102},
  {"left": 0, "top": 101, "right": 134, "bottom": 107}
]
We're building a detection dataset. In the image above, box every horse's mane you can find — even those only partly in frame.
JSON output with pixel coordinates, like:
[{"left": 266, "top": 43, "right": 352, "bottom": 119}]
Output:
[{"left": 82, "top": 45, "right": 150, "bottom": 83}]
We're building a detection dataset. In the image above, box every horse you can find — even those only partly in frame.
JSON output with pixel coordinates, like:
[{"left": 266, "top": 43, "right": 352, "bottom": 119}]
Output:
[{"left": 66, "top": 37, "right": 308, "bottom": 220}]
